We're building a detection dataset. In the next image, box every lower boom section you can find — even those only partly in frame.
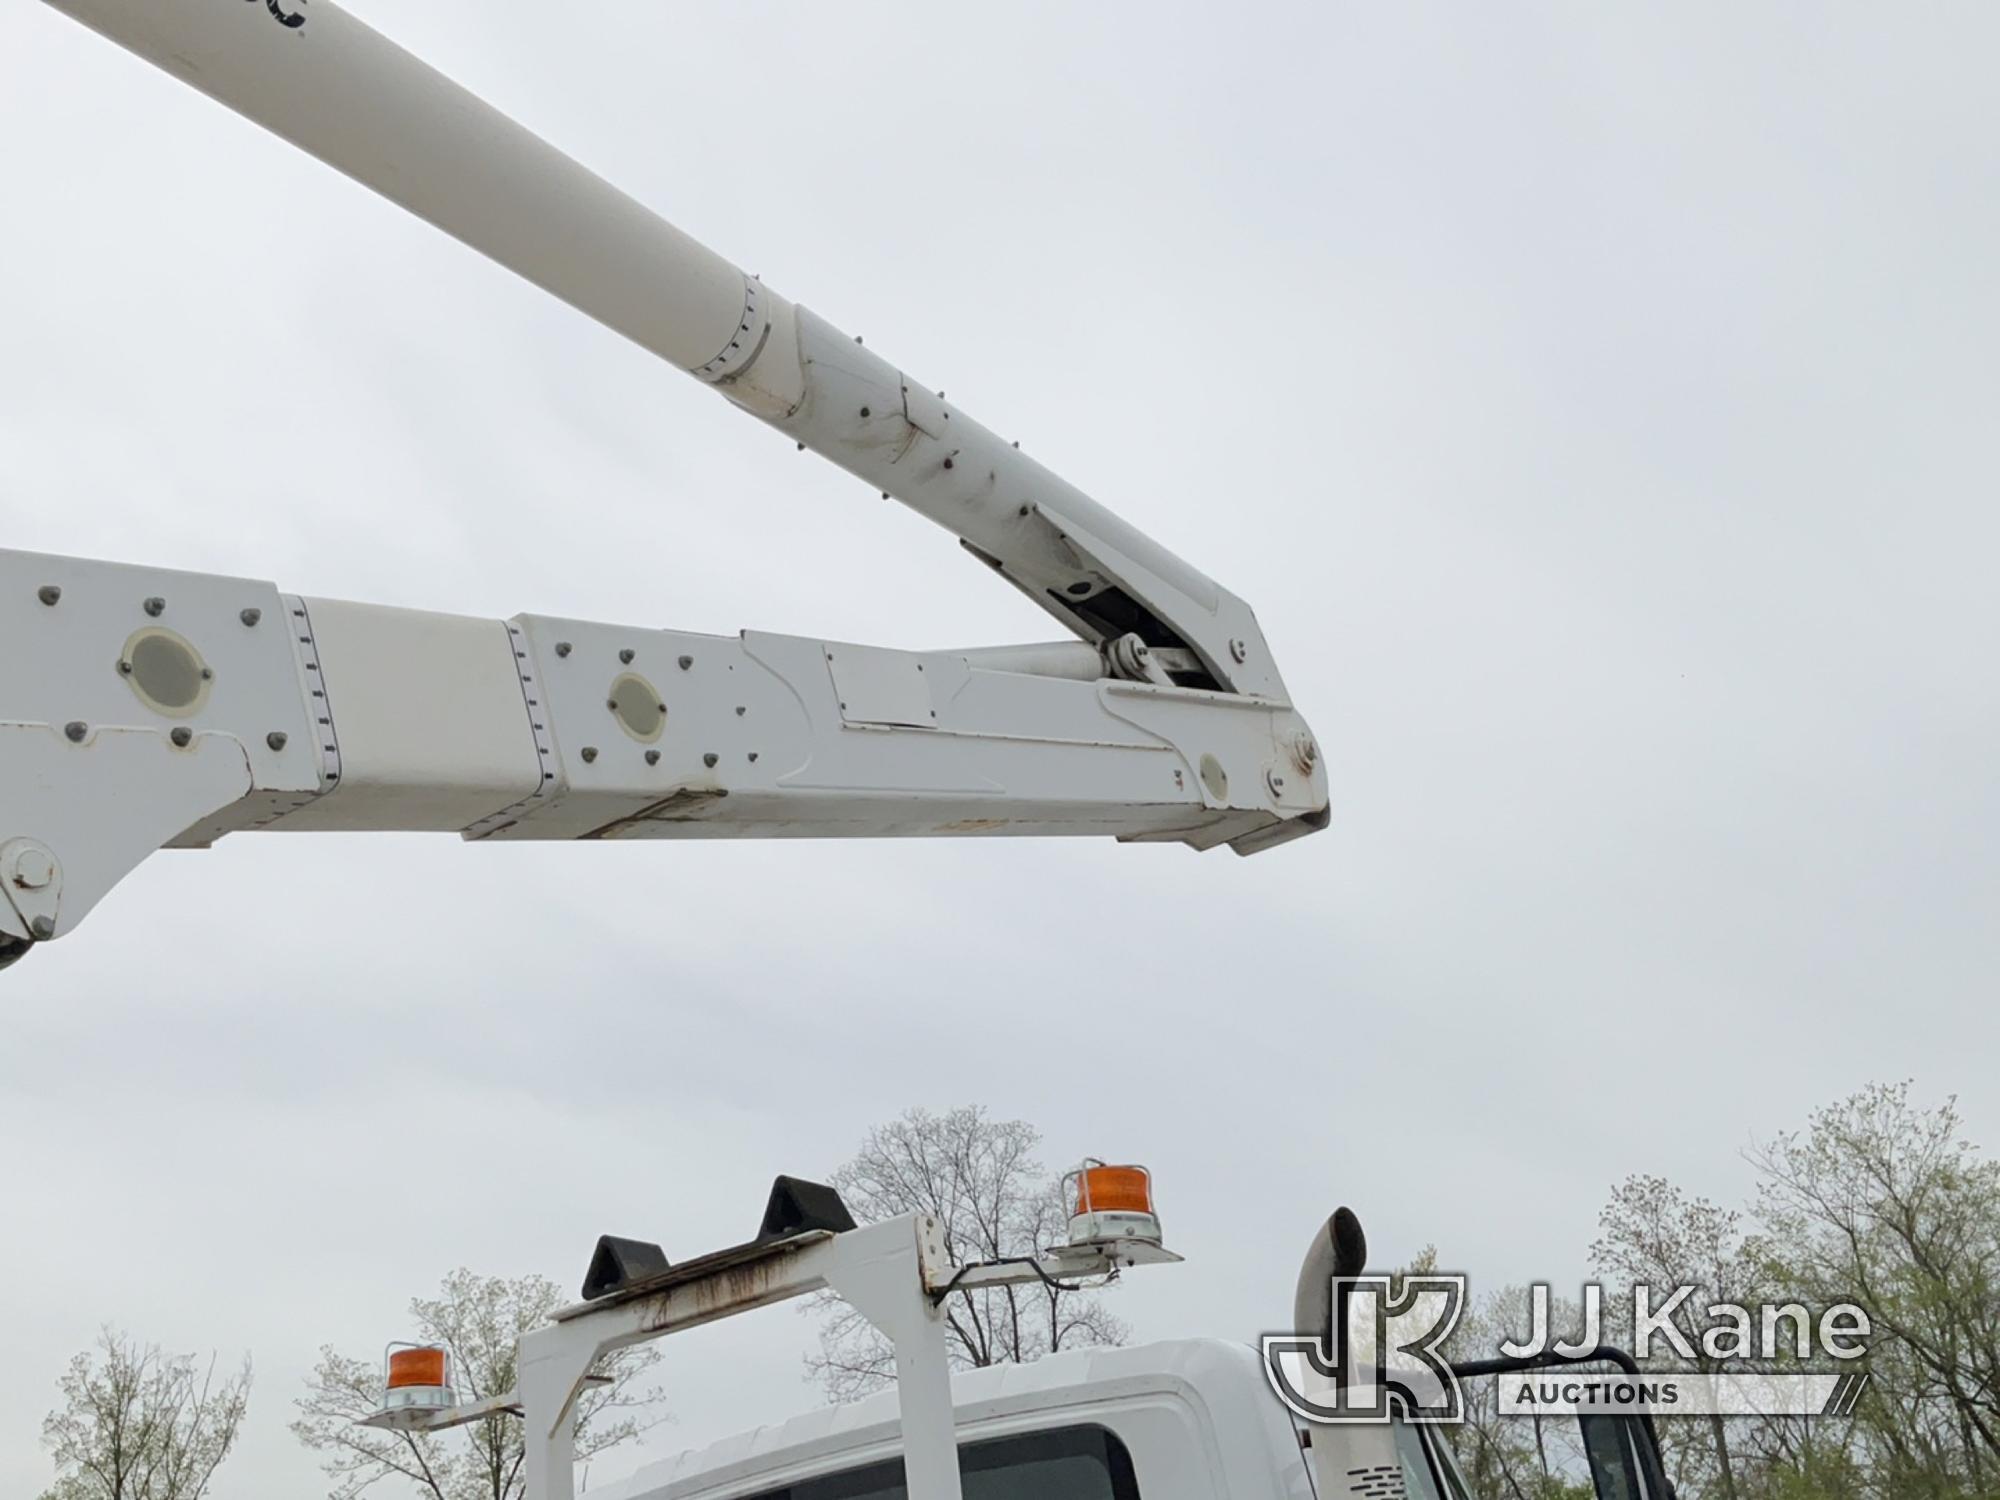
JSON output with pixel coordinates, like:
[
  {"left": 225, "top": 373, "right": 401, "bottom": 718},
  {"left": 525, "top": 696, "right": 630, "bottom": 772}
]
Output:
[{"left": 0, "top": 550, "right": 1326, "bottom": 953}]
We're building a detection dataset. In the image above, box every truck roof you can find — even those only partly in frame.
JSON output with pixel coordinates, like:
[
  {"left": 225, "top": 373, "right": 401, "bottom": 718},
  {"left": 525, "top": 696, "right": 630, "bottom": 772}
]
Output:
[{"left": 595, "top": 1338, "right": 1300, "bottom": 1500}]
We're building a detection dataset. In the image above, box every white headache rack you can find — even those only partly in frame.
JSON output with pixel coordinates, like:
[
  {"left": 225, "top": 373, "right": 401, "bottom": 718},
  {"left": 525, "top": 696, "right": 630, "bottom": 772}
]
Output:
[{"left": 359, "top": 1175, "right": 1179, "bottom": 1500}]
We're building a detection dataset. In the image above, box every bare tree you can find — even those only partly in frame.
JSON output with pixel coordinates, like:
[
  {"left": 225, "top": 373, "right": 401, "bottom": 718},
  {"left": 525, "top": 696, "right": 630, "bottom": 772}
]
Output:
[
  {"left": 292, "top": 1268, "right": 662, "bottom": 1500},
  {"left": 39, "top": 1328, "right": 251, "bottom": 1500},
  {"left": 806, "top": 1106, "right": 1129, "bottom": 1401},
  {"left": 1440, "top": 1283, "right": 1590, "bottom": 1500}
]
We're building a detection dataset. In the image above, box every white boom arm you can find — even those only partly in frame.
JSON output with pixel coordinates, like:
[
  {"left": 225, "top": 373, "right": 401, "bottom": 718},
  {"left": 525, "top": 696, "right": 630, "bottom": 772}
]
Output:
[{"left": 3, "top": 0, "right": 1326, "bottom": 961}]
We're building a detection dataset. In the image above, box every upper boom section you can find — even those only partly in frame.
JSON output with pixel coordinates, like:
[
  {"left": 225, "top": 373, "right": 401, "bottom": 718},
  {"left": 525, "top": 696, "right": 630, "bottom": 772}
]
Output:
[{"left": 42, "top": 0, "right": 1291, "bottom": 701}]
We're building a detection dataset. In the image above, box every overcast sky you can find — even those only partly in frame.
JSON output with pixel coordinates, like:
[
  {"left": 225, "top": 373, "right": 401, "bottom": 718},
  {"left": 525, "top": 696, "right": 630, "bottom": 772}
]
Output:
[{"left": 2, "top": 2, "right": 1996, "bottom": 1496}]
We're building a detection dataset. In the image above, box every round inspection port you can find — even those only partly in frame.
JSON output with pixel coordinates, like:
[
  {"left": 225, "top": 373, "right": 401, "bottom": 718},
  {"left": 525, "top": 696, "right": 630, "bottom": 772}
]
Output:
[
  {"left": 120, "top": 627, "right": 211, "bottom": 717},
  {"left": 606, "top": 672, "right": 666, "bottom": 743},
  {"left": 1198, "top": 753, "right": 1228, "bottom": 801}
]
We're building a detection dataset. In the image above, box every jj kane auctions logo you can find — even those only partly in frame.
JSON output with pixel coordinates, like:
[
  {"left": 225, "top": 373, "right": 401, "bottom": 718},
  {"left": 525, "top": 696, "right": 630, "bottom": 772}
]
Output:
[{"left": 1265, "top": 1278, "right": 1873, "bottom": 1424}]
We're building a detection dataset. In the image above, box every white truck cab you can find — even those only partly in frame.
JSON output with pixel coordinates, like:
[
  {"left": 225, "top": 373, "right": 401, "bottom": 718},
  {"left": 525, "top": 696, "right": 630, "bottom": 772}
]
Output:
[
  {"left": 594, "top": 1336, "right": 1660, "bottom": 1500},
  {"left": 598, "top": 1341, "right": 1315, "bottom": 1500}
]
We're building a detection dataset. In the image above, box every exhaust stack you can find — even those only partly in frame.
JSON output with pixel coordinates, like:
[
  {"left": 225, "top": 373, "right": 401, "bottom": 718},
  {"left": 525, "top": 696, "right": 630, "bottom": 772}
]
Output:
[{"left": 1293, "top": 1204, "right": 1368, "bottom": 1344}]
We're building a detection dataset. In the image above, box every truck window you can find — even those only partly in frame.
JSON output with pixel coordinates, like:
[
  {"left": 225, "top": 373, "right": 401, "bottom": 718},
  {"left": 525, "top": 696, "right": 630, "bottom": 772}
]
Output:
[{"left": 744, "top": 1424, "right": 1141, "bottom": 1500}]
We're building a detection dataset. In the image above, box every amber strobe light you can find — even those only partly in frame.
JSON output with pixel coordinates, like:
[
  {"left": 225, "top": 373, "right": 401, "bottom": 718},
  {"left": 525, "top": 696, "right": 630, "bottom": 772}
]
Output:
[
  {"left": 1067, "top": 1160, "right": 1163, "bottom": 1246},
  {"left": 1074, "top": 1164, "right": 1153, "bottom": 1216},
  {"left": 387, "top": 1346, "right": 448, "bottom": 1390},
  {"left": 371, "top": 1343, "right": 458, "bottom": 1430}
]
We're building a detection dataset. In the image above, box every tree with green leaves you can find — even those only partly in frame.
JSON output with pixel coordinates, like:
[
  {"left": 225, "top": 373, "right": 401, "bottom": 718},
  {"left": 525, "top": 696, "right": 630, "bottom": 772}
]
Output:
[
  {"left": 291, "top": 1268, "right": 661, "bottom": 1500},
  {"left": 39, "top": 1328, "right": 251, "bottom": 1500},
  {"left": 1562, "top": 1084, "right": 2000, "bottom": 1500},
  {"left": 1749, "top": 1082, "right": 2000, "bottom": 1500},
  {"left": 1591, "top": 1173, "right": 1766, "bottom": 1500}
]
